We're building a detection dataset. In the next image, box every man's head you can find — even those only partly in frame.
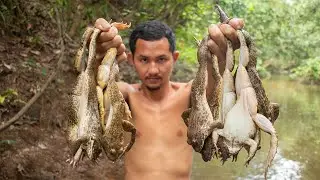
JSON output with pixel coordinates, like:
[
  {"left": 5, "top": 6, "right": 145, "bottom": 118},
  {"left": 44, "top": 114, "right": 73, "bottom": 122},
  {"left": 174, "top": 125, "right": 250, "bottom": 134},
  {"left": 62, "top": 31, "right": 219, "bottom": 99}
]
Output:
[{"left": 128, "top": 20, "right": 179, "bottom": 91}]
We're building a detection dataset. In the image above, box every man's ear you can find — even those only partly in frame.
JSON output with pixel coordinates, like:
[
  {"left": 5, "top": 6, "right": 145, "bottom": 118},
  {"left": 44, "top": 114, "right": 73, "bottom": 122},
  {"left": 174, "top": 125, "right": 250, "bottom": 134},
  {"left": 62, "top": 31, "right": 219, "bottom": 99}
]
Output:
[
  {"left": 173, "top": 51, "right": 179, "bottom": 63},
  {"left": 127, "top": 52, "right": 134, "bottom": 65}
]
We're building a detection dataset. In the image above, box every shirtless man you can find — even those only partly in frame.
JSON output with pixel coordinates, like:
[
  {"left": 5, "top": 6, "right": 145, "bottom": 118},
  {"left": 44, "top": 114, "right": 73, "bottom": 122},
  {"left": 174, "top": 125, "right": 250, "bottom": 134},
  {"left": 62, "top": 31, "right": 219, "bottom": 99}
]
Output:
[{"left": 93, "top": 18, "right": 244, "bottom": 180}]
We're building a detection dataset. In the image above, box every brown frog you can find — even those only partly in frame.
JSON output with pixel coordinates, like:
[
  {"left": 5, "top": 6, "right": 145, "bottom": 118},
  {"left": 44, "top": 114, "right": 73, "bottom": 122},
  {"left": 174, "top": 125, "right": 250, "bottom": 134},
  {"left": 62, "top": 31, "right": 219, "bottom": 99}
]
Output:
[
  {"left": 214, "top": 30, "right": 278, "bottom": 179},
  {"left": 68, "top": 28, "right": 103, "bottom": 167},
  {"left": 242, "top": 30, "right": 280, "bottom": 123},
  {"left": 90, "top": 22, "right": 136, "bottom": 162},
  {"left": 99, "top": 59, "right": 136, "bottom": 162},
  {"left": 96, "top": 22, "right": 131, "bottom": 132},
  {"left": 200, "top": 52, "right": 223, "bottom": 162},
  {"left": 181, "top": 36, "right": 221, "bottom": 153}
]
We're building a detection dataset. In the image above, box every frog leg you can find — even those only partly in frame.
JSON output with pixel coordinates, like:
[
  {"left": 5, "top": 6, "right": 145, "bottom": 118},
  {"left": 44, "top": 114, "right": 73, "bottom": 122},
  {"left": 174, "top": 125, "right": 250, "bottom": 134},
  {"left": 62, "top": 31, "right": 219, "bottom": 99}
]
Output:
[
  {"left": 232, "top": 153, "right": 238, "bottom": 162},
  {"left": 69, "top": 144, "right": 84, "bottom": 167},
  {"left": 74, "top": 27, "right": 94, "bottom": 72},
  {"left": 244, "top": 138, "right": 258, "bottom": 166},
  {"left": 96, "top": 86, "right": 106, "bottom": 132},
  {"left": 200, "top": 132, "right": 215, "bottom": 162},
  {"left": 244, "top": 128, "right": 261, "bottom": 156},
  {"left": 181, "top": 108, "right": 191, "bottom": 127},
  {"left": 255, "top": 129, "right": 261, "bottom": 150},
  {"left": 122, "top": 120, "right": 136, "bottom": 153},
  {"left": 253, "top": 113, "right": 278, "bottom": 179},
  {"left": 212, "top": 129, "right": 223, "bottom": 158}
]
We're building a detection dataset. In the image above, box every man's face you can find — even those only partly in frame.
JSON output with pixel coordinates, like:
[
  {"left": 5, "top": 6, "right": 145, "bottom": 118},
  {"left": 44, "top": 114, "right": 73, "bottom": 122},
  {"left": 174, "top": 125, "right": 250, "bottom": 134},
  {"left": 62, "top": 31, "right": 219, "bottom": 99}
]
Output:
[{"left": 129, "top": 38, "right": 179, "bottom": 91}]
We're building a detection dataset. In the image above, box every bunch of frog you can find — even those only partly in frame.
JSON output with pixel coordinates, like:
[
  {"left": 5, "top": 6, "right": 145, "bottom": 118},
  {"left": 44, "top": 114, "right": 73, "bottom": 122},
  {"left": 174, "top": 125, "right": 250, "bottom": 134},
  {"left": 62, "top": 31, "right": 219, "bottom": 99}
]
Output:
[
  {"left": 67, "top": 22, "right": 136, "bottom": 167},
  {"left": 182, "top": 5, "right": 280, "bottom": 180}
]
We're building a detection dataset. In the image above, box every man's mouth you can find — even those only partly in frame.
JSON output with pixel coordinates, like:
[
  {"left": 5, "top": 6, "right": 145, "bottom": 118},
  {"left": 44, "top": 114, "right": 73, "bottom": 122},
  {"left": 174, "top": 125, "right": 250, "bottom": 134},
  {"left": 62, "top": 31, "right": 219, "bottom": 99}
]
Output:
[{"left": 146, "top": 77, "right": 161, "bottom": 83}]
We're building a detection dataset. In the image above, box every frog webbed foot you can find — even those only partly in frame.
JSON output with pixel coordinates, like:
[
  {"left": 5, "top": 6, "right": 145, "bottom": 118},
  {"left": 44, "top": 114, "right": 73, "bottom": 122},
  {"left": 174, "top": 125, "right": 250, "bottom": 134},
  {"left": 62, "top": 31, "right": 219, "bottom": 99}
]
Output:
[
  {"left": 270, "top": 102, "right": 280, "bottom": 123},
  {"left": 122, "top": 120, "right": 136, "bottom": 153},
  {"left": 212, "top": 129, "right": 223, "bottom": 157},
  {"left": 68, "top": 144, "right": 85, "bottom": 168},
  {"left": 200, "top": 133, "right": 215, "bottom": 162},
  {"left": 244, "top": 138, "right": 258, "bottom": 166},
  {"left": 232, "top": 153, "right": 238, "bottom": 162}
]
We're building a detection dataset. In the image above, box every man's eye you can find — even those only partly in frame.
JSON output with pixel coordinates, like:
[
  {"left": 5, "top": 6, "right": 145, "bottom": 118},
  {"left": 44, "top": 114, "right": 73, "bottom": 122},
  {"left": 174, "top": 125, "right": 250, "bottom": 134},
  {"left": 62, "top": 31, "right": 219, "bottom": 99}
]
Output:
[
  {"left": 140, "top": 58, "right": 148, "bottom": 63},
  {"left": 157, "top": 57, "right": 167, "bottom": 63}
]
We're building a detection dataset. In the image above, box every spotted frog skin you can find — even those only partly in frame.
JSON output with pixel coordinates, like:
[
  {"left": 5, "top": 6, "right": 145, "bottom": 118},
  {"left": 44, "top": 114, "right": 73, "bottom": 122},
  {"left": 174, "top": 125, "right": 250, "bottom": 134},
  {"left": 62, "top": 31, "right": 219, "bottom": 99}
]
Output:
[
  {"left": 98, "top": 49, "right": 136, "bottom": 162},
  {"left": 213, "top": 30, "right": 278, "bottom": 180},
  {"left": 69, "top": 22, "right": 135, "bottom": 165},
  {"left": 181, "top": 37, "right": 222, "bottom": 153},
  {"left": 68, "top": 28, "right": 103, "bottom": 167}
]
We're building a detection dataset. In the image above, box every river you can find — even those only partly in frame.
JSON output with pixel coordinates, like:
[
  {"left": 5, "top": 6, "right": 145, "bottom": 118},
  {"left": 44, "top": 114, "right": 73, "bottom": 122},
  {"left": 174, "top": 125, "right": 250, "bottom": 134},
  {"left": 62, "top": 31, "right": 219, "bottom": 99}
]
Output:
[{"left": 191, "top": 76, "right": 320, "bottom": 180}]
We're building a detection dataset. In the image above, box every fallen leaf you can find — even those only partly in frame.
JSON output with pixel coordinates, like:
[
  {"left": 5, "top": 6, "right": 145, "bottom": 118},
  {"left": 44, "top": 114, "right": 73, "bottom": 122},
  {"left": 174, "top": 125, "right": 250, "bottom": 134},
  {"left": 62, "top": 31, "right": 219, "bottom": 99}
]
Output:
[{"left": 30, "top": 50, "right": 41, "bottom": 55}]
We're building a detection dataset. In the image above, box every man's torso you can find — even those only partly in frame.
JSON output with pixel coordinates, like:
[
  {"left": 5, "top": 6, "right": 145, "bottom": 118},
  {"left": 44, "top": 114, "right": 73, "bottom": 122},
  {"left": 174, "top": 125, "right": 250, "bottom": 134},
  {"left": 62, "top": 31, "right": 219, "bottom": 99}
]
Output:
[{"left": 124, "top": 82, "right": 193, "bottom": 180}]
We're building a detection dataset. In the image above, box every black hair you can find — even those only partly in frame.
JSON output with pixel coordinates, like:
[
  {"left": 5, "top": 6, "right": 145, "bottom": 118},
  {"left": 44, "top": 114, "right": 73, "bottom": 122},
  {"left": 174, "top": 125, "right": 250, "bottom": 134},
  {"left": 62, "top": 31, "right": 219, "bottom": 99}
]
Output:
[{"left": 129, "top": 20, "right": 176, "bottom": 55}]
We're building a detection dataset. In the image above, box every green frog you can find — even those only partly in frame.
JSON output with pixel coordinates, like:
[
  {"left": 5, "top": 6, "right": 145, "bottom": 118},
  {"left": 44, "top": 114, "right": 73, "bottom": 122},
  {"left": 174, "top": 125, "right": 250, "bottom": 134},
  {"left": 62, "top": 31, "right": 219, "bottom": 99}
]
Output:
[{"left": 68, "top": 28, "right": 103, "bottom": 167}]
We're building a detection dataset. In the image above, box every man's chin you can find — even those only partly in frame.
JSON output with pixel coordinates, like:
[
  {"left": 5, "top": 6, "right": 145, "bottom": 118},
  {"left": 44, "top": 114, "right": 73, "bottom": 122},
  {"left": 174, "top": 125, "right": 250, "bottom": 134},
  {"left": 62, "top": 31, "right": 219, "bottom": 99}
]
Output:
[{"left": 146, "top": 85, "right": 161, "bottom": 91}]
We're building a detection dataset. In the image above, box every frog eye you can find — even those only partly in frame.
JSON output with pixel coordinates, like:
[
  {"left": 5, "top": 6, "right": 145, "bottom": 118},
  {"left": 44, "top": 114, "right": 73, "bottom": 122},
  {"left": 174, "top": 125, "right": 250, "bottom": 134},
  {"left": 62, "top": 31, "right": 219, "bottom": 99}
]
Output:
[{"left": 111, "top": 148, "right": 116, "bottom": 154}]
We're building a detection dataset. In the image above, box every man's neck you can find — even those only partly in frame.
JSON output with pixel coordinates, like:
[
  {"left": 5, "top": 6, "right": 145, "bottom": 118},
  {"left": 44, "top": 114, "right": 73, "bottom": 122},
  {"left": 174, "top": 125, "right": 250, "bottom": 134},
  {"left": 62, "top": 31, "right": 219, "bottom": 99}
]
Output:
[{"left": 140, "top": 82, "right": 171, "bottom": 102}]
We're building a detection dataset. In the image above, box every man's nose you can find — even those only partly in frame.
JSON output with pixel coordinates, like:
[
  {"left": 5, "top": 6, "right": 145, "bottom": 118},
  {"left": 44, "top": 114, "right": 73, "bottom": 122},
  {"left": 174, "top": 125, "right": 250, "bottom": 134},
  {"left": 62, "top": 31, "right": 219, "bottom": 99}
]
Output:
[{"left": 148, "top": 62, "right": 159, "bottom": 75}]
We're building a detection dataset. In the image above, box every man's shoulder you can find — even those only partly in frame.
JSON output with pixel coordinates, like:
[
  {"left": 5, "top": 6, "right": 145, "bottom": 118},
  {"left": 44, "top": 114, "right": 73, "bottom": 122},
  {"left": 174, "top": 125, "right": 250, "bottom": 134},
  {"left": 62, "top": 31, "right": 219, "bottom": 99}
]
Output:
[{"left": 170, "top": 81, "right": 192, "bottom": 91}]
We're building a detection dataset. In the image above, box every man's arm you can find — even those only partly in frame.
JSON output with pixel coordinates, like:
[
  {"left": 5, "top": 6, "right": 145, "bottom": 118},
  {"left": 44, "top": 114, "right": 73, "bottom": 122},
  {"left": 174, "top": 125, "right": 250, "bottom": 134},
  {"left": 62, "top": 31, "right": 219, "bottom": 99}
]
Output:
[{"left": 117, "top": 81, "right": 135, "bottom": 101}]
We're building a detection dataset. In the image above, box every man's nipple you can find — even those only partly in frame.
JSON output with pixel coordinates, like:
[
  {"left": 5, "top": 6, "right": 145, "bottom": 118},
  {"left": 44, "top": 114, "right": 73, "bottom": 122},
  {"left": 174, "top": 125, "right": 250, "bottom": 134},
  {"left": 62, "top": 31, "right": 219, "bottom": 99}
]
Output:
[{"left": 176, "top": 129, "right": 183, "bottom": 137}]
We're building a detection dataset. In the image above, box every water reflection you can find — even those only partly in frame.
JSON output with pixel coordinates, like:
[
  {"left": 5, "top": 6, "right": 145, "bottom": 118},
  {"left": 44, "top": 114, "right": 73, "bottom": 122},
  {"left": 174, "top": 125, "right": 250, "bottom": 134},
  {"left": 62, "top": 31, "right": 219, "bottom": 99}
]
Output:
[
  {"left": 191, "top": 76, "right": 320, "bottom": 180},
  {"left": 238, "top": 149, "right": 303, "bottom": 180}
]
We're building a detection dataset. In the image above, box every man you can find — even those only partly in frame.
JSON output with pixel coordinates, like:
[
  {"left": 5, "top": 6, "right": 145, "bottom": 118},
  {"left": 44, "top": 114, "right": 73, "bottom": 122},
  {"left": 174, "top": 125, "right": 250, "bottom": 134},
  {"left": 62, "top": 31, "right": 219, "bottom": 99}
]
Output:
[{"left": 94, "top": 18, "right": 244, "bottom": 180}]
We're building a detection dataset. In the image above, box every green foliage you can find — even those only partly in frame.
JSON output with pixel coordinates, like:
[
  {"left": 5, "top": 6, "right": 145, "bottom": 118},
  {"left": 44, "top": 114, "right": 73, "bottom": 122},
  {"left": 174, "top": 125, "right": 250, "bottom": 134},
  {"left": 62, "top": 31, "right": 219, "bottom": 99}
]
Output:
[
  {"left": 1, "top": 0, "right": 318, "bottom": 83},
  {"left": 174, "top": 0, "right": 320, "bottom": 83},
  {"left": 0, "top": 89, "right": 18, "bottom": 105},
  {"left": 291, "top": 57, "right": 320, "bottom": 83}
]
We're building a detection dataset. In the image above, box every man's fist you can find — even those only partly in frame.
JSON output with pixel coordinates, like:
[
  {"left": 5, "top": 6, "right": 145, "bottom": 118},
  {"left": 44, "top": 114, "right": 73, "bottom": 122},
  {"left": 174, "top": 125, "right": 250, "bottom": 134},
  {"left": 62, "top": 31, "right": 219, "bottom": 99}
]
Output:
[
  {"left": 207, "top": 18, "right": 244, "bottom": 64},
  {"left": 94, "top": 18, "right": 127, "bottom": 63}
]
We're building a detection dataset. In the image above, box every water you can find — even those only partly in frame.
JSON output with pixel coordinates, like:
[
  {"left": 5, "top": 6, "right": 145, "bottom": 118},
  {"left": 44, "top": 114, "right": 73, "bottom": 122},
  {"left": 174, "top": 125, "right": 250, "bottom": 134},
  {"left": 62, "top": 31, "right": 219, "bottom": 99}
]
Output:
[{"left": 191, "top": 76, "right": 320, "bottom": 180}]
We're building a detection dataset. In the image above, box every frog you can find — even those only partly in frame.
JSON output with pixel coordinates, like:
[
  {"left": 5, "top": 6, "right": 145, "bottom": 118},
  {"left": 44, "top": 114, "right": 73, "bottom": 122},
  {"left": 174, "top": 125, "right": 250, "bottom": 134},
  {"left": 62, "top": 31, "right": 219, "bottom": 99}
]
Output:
[
  {"left": 210, "top": 39, "right": 238, "bottom": 163},
  {"left": 181, "top": 36, "right": 222, "bottom": 153},
  {"left": 68, "top": 28, "right": 103, "bottom": 167},
  {"left": 213, "top": 30, "right": 278, "bottom": 179},
  {"left": 215, "top": 4, "right": 279, "bottom": 123},
  {"left": 242, "top": 30, "right": 280, "bottom": 123},
  {"left": 199, "top": 50, "right": 224, "bottom": 161},
  {"left": 99, "top": 58, "right": 136, "bottom": 162},
  {"left": 96, "top": 22, "right": 131, "bottom": 132}
]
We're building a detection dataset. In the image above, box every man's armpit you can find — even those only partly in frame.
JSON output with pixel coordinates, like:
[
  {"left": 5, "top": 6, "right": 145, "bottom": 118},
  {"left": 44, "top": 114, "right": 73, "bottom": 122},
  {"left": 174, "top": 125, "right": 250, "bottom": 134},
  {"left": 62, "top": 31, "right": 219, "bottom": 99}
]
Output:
[{"left": 116, "top": 81, "right": 135, "bottom": 101}]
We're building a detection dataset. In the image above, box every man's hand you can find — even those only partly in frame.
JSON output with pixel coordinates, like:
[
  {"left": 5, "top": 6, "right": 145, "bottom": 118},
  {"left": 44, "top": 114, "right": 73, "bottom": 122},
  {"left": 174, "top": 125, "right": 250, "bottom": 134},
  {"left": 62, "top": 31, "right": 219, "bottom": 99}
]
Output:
[
  {"left": 94, "top": 18, "right": 127, "bottom": 63},
  {"left": 207, "top": 18, "right": 244, "bottom": 64}
]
